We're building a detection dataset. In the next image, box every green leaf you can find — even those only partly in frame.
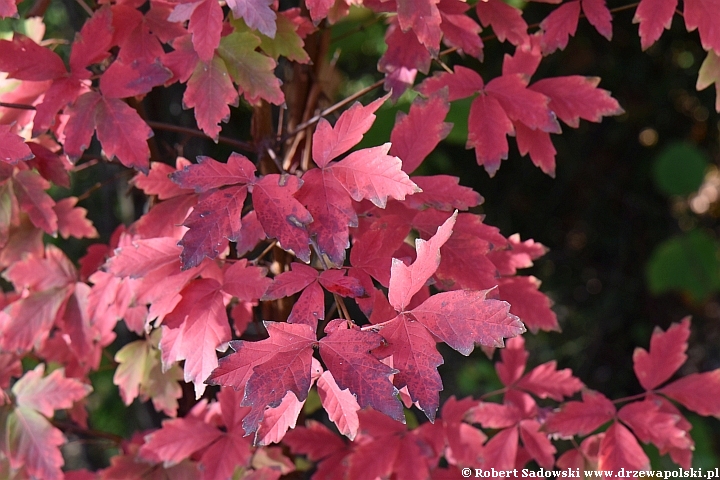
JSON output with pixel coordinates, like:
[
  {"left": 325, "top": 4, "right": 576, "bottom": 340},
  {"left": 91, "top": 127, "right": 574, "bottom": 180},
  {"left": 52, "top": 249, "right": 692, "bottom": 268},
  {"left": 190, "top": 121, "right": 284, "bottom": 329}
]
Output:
[
  {"left": 652, "top": 142, "right": 708, "bottom": 196},
  {"left": 646, "top": 229, "right": 720, "bottom": 302},
  {"left": 231, "top": 15, "right": 309, "bottom": 64},
  {"left": 217, "top": 32, "right": 284, "bottom": 106}
]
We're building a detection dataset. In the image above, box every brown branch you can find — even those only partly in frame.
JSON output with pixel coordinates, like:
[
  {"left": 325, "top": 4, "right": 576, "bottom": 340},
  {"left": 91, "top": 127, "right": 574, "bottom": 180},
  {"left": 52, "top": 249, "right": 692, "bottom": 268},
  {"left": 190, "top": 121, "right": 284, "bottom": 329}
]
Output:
[
  {"left": 284, "top": 78, "right": 385, "bottom": 140},
  {"left": 50, "top": 420, "right": 124, "bottom": 445},
  {"left": 74, "top": 0, "right": 94, "bottom": 16},
  {"left": 145, "top": 120, "right": 255, "bottom": 154}
]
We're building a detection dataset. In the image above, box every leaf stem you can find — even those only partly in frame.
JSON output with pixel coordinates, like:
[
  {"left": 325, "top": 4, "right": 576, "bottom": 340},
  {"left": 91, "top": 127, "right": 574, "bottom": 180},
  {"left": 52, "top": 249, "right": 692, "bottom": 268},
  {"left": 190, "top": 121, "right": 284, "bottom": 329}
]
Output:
[
  {"left": 251, "top": 240, "right": 278, "bottom": 265},
  {"left": 50, "top": 419, "right": 124, "bottom": 445},
  {"left": 612, "top": 391, "right": 649, "bottom": 404},
  {"left": 0, "top": 101, "right": 36, "bottom": 110}
]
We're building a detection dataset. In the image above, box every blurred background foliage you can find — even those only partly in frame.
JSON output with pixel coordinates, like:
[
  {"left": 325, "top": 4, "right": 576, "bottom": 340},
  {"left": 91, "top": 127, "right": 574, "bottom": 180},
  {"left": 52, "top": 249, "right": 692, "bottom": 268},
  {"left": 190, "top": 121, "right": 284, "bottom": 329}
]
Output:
[{"left": 3, "top": 0, "right": 720, "bottom": 470}]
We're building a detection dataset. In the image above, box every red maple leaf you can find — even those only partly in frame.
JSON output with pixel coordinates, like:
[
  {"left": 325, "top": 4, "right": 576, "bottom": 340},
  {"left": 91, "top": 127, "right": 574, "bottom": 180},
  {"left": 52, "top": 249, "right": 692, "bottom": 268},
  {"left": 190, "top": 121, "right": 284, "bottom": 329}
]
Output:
[
  {"left": 3, "top": 365, "right": 91, "bottom": 480},
  {"left": 543, "top": 389, "right": 616, "bottom": 437},
  {"left": 298, "top": 98, "right": 419, "bottom": 264},
  {"left": 633, "top": 317, "right": 690, "bottom": 390},
  {"left": 540, "top": 1, "right": 581, "bottom": 55},
  {"left": 632, "top": 0, "right": 677, "bottom": 50},
  {"left": 0, "top": 125, "right": 33, "bottom": 164}
]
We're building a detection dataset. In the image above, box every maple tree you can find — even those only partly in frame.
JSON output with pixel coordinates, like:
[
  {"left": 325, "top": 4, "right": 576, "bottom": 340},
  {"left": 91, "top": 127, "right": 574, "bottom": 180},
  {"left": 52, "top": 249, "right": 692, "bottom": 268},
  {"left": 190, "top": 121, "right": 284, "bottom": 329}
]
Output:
[{"left": 0, "top": 0, "right": 719, "bottom": 477}]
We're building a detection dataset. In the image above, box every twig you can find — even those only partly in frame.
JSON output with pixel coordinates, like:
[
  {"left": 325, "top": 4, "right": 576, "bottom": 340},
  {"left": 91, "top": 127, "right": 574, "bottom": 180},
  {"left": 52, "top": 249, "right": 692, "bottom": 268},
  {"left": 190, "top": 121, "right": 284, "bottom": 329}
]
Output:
[
  {"left": 251, "top": 240, "right": 278, "bottom": 265},
  {"left": 284, "top": 79, "right": 385, "bottom": 140},
  {"left": 74, "top": 0, "right": 94, "bottom": 16},
  {"left": 612, "top": 391, "right": 649, "bottom": 404},
  {"left": 145, "top": 120, "right": 255, "bottom": 154},
  {"left": 50, "top": 420, "right": 124, "bottom": 445}
]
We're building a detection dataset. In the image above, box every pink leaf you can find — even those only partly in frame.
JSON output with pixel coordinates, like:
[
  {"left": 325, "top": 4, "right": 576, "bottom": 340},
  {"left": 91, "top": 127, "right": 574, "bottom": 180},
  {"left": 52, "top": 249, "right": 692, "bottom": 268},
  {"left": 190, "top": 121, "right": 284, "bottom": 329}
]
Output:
[
  {"left": 543, "top": 389, "right": 616, "bottom": 437},
  {"left": 178, "top": 185, "right": 248, "bottom": 268},
  {"left": 581, "top": 0, "right": 612, "bottom": 40},
  {"left": 139, "top": 417, "right": 223, "bottom": 464},
  {"left": 390, "top": 93, "right": 452, "bottom": 174},
  {"left": 519, "top": 419, "right": 555, "bottom": 469},
  {"left": 468, "top": 93, "right": 514, "bottom": 176},
  {"left": 410, "top": 289, "right": 525, "bottom": 354},
  {"left": 486, "top": 74, "right": 560, "bottom": 133},
  {"left": 329, "top": 143, "right": 420, "bottom": 208},
  {"left": 223, "top": 259, "right": 272, "bottom": 301},
  {"left": 317, "top": 370, "right": 361, "bottom": 440},
  {"left": 539, "top": 1, "right": 581, "bottom": 55},
  {"left": 598, "top": 422, "right": 650, "bottom": 472},
  {"left": 12, "top": 364, "right": 91, "bottom": 417},
  {"left": 0, "top": 125, "right": 33, "bottom": 164},
  {"left": 660, "top": 370, "right": 720, "bottom": 417},
  {"left": 530, "top": 76, "right": 623, "bottom": 128},
  {"left": 189, "top": 0, "right": 223, "bottom": 62},
  {"left": 475, "top": 0, "right": 529, "bottom": 46},
  {"left": 312, "top": 96, "right": 387, "bottom": 168},
  {"left": 633, "top": 317, "right": 690, "bottom": 390},
  {"left": 183, "top": 57, "right": 239, "bottom": 141},
  {"left": 496, "top": 275, "right": 559, "bottom": 333},
  {"left": 0, "top": 34, "right": 66, "bottom": 81},
  {"left": 516, "top": 359, "right": 583, "bottom": 400},
  {"left": 632, "top": 0, "right": 677, "bottom": 50},
  {"left": 160, "top": 279, "right": 232, "bottom": 398},
  {"left": 95, "top": 96, "right": 153, "bottom": 172},
  {"left": 253, "top": 173, "right": 313, "bottom": 263},
  {"left": 683, "top": 0, "right": 720, "bottom": 53},
  {"left": 53, "top": 197, "right": 98, "bottom": 239},
  {"left": 13, "top": 170, "right": 57, "bottom": 235},
  {"left": 388, "top": 211, "right": 456, "bottom": 311},
  {"left": 378, "top": 315, "right": 444, "bottom": 421},
  {"left": 172, "top": 153, "right": 256, "bottom": 192},
  {"left": 514, "top": 122, "right": 557, "bottom": 176},
  {"left": 6, "top": 407, "right": 66, "bottom": 480},
  {"left": 319, "top": 325, "right": 404, "bottom": 421},
  {"left": 256, "top": 391, "right": 305, "bottom": 446},
  {"left": 226, "top": 0, "right": 277, "bottom": 37}
]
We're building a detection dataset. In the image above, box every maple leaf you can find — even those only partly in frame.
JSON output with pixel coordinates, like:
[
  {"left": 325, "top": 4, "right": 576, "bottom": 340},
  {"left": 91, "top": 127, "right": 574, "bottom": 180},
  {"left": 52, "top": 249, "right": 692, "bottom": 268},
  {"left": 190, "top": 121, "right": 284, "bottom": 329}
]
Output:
[
  {"left": 519, "top": 419, "right": 556, "bottom": 469},
  {"left": 12, "top": 169, "right": 57, "bottom": 235},
  {"left": 683, "top": 0, "right": 720, "bottom": 53},
  {"left": 540, "top": 1, "right": 581, "bottom": 55},
  {"left": 114, "top": 331, "right": 183, "bottom": 417},
  {"left": 582, "top": 0, "right": 613, "bottom": 40},
  {"left": 218, "top": 32, "right": 284, "bottom": 106},
  {"left": 252, "top": 174, "right": 313, "bottom": 263},
  {"left": 0, "top": 34, "right": 67, "bottom": 81},
  {"left": 659, "top": 370, "right": 720, "bottom": 417},
  {"left": 0, "top": 125, "right": 33, "bottom": 164},
  {"left": 2, "top": 365, "right": 92, "bottom": 480},
  {"left": 438, "top": 0, "right": 484, "bottom": 59},
  {"left": 298, "top": 100, "right": 418, "bottom": 264},
  {"left": 515, "top": 359, "right": 583, "bottom": 400},
  {"left": 389, "top": 92, "right": 452, "bottom": 174},
  {"left": 632, "top": 0, "right": 677, "bottom": 50},
  {"left": 183, "top": 57, "right": 239, "bottom": 141},
  {"left": 543, "top": 389, "right": 616, "bottom": 437},
  {"left": 188, "top": 0, "right": 224, "bottom": 62},
  {"left": 496, "top": 276, "right": 559, "bottom": 332},
  {"left": 255, "top": 390, "right": 306, "bottom": 446},
  {"left": 475, "top": 0, "right": 529, "bottom": 46},
  {"left": 316, "top": 370, "right": 361, "bottom": 440},
  {"left": 697, "top": 49, "right": 720, "bottom": 112},
  {"left": 160, "top": 278, "right": 232, "bottom": 398},
  {"left": 0, "top": 0, "right": 17, "bottom": 18},
  {"left": 227, "top": 0, "right": 277, "bottom": 38},
  {"left": 530, "top": 76, "right": 623, "bottom": 128},
  {"left": 53, "top": 197, "right": 98, "bottom": 240},
  {"left": 632, "top": 317, "right": 690, "bottom": 390},
  {"left": 396, "top": 0, "right": 442, "bottom": 53},
  {"left": 313, "top": 96, "right": 387, "bottom": 168},
  {"left": 598, "top": 422, "right": 650, "bottom": 472},
  {"left": 618, "top": 399, "right": 693, "bottom": 457}
]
